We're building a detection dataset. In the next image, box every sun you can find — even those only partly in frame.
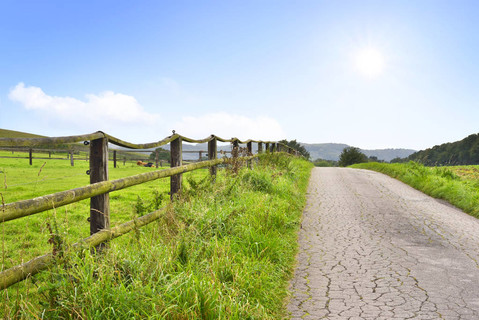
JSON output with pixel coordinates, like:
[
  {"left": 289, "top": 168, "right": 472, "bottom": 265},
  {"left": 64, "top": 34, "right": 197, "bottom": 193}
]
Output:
[{"left": 354, "top": 47, "right": 385, "bottom": 78}]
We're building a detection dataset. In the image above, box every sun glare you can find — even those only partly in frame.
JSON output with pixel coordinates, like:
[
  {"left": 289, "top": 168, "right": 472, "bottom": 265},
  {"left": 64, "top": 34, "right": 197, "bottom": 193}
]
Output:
[{"left": 355, "top": 47, "right": 385, "bottom": 78}]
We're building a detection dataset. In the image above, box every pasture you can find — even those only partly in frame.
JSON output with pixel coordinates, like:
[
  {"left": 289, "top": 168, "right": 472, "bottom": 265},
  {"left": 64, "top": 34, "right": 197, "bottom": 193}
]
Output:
[{"left": 0, "top": 150, "right": 192, "bottom": 268}]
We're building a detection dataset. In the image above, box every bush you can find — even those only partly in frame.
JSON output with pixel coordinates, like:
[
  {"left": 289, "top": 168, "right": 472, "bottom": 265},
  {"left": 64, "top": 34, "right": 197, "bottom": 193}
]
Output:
[{"left": 338, "top": 147, "right": 368, "bottom": 167}]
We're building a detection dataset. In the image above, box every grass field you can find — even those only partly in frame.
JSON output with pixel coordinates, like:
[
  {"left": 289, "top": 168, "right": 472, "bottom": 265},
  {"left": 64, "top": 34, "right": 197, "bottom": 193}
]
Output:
[
  {"left": 0, "top": 152, "right": 313, "bottom": 319},
  {"left": 351, "top": 162, "right": 479, "bottom": 218},
  {"left": 0, "top": 150, "right": 192, "bottom": 269}
]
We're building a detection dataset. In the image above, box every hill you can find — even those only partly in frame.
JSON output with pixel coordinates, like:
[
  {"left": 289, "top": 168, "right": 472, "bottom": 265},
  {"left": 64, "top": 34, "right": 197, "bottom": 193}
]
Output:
[
  {"left": 0, "top": 128, "right": 46, "bottom": 138},
  {"left": 301, "top": 143, "right": 416, "bottom": 162},
  {"left": 406, "top": 133, "right": 479, "bottom": 165},
  {"left": 164, "top": 142, "right": 416, "bottom": 162},
  {"left": 360, "top": 148, "right": 417, "bottom": 162}
]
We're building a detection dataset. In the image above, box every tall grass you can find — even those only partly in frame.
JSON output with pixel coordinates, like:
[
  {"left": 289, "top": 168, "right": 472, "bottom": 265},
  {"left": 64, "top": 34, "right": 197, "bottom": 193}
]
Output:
[
  {"left": 1, "top": 153, "right": 313, "bottom": 319},
  {"left": 351, "top": 162, "right": 479, "bottom": 218}
]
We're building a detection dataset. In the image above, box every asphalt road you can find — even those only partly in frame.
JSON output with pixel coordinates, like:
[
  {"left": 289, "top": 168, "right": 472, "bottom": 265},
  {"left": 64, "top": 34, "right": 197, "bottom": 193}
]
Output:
[{"left": 288, "top": 167, "right": 479, "bottom": 320}]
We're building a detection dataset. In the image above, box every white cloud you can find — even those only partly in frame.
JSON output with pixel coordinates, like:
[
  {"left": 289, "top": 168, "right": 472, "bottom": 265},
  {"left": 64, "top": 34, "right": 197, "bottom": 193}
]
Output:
[
  {"left": 173, "top": 112, "right": 286, "bottom": 141},
  {"left": 7, "top": 83, "right": 285, "bottom": 144},
  {"left": 8, "top": 83, "right": 160, "bottom": 131}
]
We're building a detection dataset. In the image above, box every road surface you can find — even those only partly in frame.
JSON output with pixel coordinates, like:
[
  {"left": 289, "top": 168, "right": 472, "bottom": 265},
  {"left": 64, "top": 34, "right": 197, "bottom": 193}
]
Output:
[{"left": 288, "top": 167, "right": 479, "bottom": 319}]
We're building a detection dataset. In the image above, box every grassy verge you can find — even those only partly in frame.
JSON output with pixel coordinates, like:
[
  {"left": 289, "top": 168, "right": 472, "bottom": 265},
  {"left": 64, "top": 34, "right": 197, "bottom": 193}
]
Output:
[
  {"left": 351, "top": 162, "right": 479, "bottom": 218},
  {"left": 1, "top": 153, "right": 313, "bottom": 319}
]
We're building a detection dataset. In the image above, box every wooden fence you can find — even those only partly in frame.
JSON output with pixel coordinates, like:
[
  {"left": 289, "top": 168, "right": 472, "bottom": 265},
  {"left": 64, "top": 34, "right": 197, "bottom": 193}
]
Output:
[
  {"left": 0, "top": 131, "right": 299, "bottom": 289},
  {"left": 0, "top": 147, "right": 231, "bottom": 167}
]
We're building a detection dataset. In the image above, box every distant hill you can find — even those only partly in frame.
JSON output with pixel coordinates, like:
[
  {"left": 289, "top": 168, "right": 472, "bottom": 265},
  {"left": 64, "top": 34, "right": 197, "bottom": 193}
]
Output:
[
  {"left": 300, "top": 143, "right": 348, "bottom": 161},
  {"left": 301, "top": 143, "right": 416, "bottom": 162},
  {"left": 0, "top": 128, "right": 46, "bottom": 138},
  {"left": 360, "top": 149, "right": 417, "bottom": 162},
  {"left": 406, "top": 133, "right": 479, "bottom": 165},
  {"left": 164, "top": 141, "right": 416, "bottom": 162}
]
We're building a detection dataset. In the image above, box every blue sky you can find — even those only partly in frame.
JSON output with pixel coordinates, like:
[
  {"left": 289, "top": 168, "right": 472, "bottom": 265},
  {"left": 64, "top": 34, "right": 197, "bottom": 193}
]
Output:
[{"left": 1, "top": 0, "right": 478, "bottom": 150}]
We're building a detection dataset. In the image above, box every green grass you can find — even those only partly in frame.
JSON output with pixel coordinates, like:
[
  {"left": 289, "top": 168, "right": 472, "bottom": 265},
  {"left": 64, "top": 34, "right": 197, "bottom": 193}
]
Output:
[
  {"left": 0, "top": 151, "right": 181, "bottom": 268},
  {"left": 351, "top": 161, "right": 479, "bottom": 218},
  {"left": 0, "top": 153, "right": 313, "bottom": 319}
]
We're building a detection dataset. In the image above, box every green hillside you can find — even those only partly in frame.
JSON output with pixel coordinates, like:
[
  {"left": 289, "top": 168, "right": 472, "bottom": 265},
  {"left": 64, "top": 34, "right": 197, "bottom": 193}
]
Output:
[
  {"left": 0, "top": 128, "right": 46, "bottom": 138},
  {"left": 407, "top": 133, "right": 479, "bottom": 165}
]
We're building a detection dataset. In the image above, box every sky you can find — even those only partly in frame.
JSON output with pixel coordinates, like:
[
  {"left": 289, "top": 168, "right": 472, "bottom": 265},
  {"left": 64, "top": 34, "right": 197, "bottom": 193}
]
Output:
[{"left": 1, "top": 0, "right": 479, "bottom": 150}]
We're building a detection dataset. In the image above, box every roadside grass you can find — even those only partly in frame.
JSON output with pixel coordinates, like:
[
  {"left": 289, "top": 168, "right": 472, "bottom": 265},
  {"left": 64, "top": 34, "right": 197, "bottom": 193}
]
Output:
[
  {"left": 1, "top": 153, "right": 313, "bottom": 319},
  {"left": 351, "top": 162, "right": 479, "bottom": 218}
]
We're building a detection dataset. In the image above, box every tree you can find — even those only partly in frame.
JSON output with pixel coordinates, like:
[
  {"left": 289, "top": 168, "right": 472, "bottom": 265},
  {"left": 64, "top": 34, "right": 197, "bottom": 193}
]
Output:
[
  {"left": 390, "top": 157, "right": 405, "bottom": 163},
  {"left": 278, "top": 139, "right": 311, "bottom": 159},
  {"left": 149, "top": 147, "right": 170, "bottom": 161},
  {"left": 338, "top": 147, "right": 368, "bottom": 167}
]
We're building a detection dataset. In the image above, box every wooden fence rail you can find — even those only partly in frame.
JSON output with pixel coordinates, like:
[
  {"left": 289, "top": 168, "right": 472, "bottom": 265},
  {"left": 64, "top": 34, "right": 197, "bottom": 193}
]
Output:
[{"left": 0, "top": 131, "right": 299, "bottom": 289}]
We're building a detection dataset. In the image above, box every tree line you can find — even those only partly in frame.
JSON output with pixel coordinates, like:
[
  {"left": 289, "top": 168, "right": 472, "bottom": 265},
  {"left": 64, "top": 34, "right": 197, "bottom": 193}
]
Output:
[{"left": 392, "top": 133, "right": 479, "bottom": 166}]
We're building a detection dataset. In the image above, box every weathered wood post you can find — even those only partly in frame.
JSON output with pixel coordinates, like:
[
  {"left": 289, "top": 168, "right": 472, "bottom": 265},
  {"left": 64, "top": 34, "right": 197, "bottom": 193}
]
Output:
[
  {"left": 155, "top": 150, "right": 159, "bottom": 168},
  {"left": 70, "top": 150, "right": 74, "bottom": 166},
  {"left": 258, "top": 142, "right": 263, "bottom": 153},
  {"left": 288, "top": 147, "right": 293, "bottom": 154},
  {"left": 232, "top": 139, "right": 239, "bottom": 158},
  {"left": 113, "top": 150, "right": 117, "bottom": 168},
  {"left": 170, "top": 137, "right": 182, "bottom": 200},
  {"left": 29, "top": 148, "right": 33, "bottom": 165},
  {"left": 89, "top": 136, "right": 110, "bottom": 250},
  {"left": 49, "top": 151, "right": 51, "bottom": 158},
  {"left": 271, "top": 143, "right": 276, "bottom": 153},
  {"left": 265, "top": 143, "right": 270, "bottom": 153},
  {"left": 123, "top": 157, "right": 126, "bottom": 166},
  {"left": 208, "top": 137, "right": 217, "bottom": 178},
  {"left": 247, "top": 141, "right": 252, "bottom": 168}
]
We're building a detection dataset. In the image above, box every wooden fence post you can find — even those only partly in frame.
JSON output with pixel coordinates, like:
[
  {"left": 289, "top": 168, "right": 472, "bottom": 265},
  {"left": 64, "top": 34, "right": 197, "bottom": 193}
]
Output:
[
  {"left": 170, "top": 137, "right": 182, "bottom": 200},
  {"left": 155, "top": 150, "right": 159, "bottom": 168},
  {"left": 208, "top": 138, "right": 217, "bottom": 178},
  {"left": 265, "top": 143, "right": 270, "bottom": 153},
  {"left": 70, "top": 150, "right": 74, "bottom": 166},
  {"left": 29, "top": 149, "right": 32, "bottom": 165},
  {"left": 232, "top": 140, "right": 239, "bottom": 157},
  {"left": 258, "top": 142, "right": 263, "bottom": 153},
  {"left": 89, "top": 137, "right": 110, "bottom": 249},
  {"left": 113, "top": 150, "right": 117, "bottom": 168},
  {"left": 288, "top": 147, "right": 293, "bottom": 154},
  {"left": 247, "top": 141, "right": 252, "bottom": 168}
]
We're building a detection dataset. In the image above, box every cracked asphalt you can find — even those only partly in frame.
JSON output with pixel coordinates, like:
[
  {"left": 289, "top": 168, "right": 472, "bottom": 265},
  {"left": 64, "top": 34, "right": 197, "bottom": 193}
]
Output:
[{"left": 288, "top": 168, "right": 479, "bottom": 319}]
